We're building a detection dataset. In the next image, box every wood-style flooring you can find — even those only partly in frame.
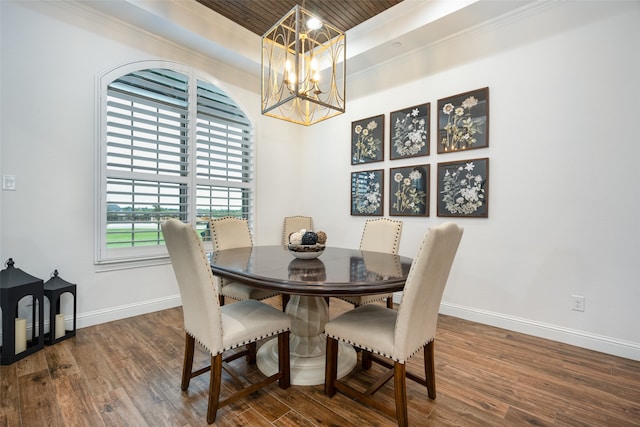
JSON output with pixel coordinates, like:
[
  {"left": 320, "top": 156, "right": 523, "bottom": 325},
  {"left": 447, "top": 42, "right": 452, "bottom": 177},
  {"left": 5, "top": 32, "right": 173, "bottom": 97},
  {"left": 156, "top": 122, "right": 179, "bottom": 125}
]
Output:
[{"left": 1, "top": 297, "right": 639, "bottom": 426}]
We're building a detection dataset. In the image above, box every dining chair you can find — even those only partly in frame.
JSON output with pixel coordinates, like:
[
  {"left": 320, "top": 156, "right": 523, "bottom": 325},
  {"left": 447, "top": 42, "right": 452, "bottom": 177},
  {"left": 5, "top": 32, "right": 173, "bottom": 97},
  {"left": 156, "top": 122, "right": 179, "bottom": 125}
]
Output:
[
  {"left": 324, "top": 222, "right": 463, "bottom": 427},
  {"left": 283, "top": 215, "right": 313, "bottom": 245},
  {"left": 339, "top": 218, "right": 403, "bottom": 308},
  {"left": 161, "top": 219, "right": 291, "bottom": 424},
  {"left": 210, "top": 216, "right": 284, "bottom": 308}
]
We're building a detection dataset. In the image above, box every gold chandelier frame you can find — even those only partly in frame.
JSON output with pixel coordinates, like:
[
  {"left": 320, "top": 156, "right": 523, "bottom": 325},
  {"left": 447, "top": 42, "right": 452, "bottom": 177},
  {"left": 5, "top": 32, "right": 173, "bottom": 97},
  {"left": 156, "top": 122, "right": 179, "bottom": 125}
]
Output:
[{"left": 261, "top": 5, "right": 346, "bottom": 126}]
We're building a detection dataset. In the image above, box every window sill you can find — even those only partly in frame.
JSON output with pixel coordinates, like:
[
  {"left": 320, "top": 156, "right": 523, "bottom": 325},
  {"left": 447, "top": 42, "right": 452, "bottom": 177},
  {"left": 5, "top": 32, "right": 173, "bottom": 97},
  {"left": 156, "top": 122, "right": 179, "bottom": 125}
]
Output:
[{"left": 94, "top": 256, "right": 171, "bottom": 272}]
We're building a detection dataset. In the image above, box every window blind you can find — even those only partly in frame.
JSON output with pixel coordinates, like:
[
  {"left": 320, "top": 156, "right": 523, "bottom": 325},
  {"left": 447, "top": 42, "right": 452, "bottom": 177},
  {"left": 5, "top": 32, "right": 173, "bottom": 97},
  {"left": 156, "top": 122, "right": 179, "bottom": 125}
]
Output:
[{"left": 100, "top": 66, "right": 253, "bottom": 260}]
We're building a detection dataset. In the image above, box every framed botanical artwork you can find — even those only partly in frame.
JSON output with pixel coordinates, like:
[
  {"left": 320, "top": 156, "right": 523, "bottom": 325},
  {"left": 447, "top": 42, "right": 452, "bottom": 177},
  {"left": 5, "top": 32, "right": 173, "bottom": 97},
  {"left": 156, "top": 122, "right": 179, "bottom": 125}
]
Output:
[
  {"left": 389, "top": 164, "right": 429, "bottom": 217},
  {"left": 390, "top": 103, "right": 430, "bottom": 160},
  {"left": 437, "top": 158, "right": 489, "bottom": 218},
  {"left": 351, "top": 114, "right": 384, "bottom": 164},
  {"left": 351, "top": 169, "right": 384, "bottom": 216},
  {"left": 437, "top": 87, "right": 489, "bottom": 153}
]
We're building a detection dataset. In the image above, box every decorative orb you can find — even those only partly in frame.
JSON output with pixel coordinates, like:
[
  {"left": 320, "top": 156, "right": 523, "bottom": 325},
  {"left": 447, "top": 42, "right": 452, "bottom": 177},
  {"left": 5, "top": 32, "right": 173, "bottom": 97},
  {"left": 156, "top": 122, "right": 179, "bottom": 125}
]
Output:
[
  {"left": 316, "top": 231, "right": 327, "bottom": 244},
  {"left": 288, "top": 243, "right": 325, "bottom": 259},
  {"left": 289, "top": 231, "right": 303, "bottom": 245},
  {"left": 301, "top": 231, "right": 318, "bottom": 245}
]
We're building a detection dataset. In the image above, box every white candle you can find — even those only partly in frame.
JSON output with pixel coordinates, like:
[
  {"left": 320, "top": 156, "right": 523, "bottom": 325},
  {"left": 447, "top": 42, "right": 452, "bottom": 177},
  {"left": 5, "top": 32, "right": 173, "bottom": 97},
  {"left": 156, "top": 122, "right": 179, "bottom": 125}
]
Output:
[
  {"left": 55, "top": 313, "right": 66, "bottom": 339},
  {"left": 15, "top": 318, "right": 27, "bottom": 354}
]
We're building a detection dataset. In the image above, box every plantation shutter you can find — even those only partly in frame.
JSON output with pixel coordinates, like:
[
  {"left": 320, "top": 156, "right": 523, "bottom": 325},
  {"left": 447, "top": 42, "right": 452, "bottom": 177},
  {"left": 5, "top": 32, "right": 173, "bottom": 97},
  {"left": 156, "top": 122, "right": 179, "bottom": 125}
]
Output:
[
  {"left": 101, "top": 66, "right": 253, "bottom": 261},
  {"left": 195, "top": 80, "right": 253, "bottom": 236}
]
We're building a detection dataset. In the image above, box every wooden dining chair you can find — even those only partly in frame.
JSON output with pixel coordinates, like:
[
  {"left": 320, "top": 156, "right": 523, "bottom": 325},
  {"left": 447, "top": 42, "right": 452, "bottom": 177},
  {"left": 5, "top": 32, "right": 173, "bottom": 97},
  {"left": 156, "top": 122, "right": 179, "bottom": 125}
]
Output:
[
  {"left": 324, "top": 222, "right": 463, "bottom": 426},
  {"left": 339, "top": 218, "right": 403, "bottom": 308},
  {"left": 161, "top": 219, "right": 291, "bottom": 424},
  {"left": 210, "top": 216, "right": 285, "bottom": 308},
  {"left": 283, "top": 215, "right": 313, "bottom": 245}
]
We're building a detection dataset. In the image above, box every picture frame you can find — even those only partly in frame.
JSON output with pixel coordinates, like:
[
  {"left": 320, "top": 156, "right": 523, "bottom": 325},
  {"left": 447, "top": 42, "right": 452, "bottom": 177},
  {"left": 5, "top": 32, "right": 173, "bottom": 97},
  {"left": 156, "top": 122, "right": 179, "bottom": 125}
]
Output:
[
  {"left": 390, "top": 103, "right": 430, "bottom": 160},
  {"left": 437, "top": 87, "right": 489, "bottom": 154},
  {"left": 389, "top": 164, "right": 429, "bottom": 217},
  {"left": 351, "top": 114, "right": 384, "bottom": 164},
  {"left": 351, "top": 169, "right": 384, "bottom": 216},
  {"left": 437, "top": 158, "right": 489, "bottom": 218}
]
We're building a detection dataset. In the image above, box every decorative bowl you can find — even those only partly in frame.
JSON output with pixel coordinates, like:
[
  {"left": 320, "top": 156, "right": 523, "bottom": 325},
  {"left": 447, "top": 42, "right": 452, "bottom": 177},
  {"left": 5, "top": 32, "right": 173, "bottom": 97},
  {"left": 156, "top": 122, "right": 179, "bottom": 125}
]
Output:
[{"left": 288, "top": 243, "right": 326, "bottom": 259}]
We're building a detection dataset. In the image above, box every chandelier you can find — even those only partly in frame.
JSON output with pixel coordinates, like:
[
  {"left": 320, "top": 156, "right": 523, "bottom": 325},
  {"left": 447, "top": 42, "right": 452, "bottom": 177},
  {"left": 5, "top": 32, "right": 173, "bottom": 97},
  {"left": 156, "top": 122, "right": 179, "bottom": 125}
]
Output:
[{"left": 261, "top": 5, "right": 346, "bottom": 126}]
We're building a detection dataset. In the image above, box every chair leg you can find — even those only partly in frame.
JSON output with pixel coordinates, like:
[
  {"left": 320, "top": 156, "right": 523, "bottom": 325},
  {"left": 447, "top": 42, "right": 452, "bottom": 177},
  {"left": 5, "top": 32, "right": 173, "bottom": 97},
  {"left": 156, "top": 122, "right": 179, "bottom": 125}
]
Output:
[
  {"left": 394, "top": 362, "right": 408, "bottom": 427},
  {"left": 424, "top": 340, "right": 436, "bottom": 399},
  {"left": 246, "top": 342, "right": 257, "bottom": 364},
  {"left": 361, "top": 349, "right": 372, "bottom": 370},
  {"left": 182, "top": 333, "right": 196, "bottom": 390},
  {"left": 278, "top": 331, "right": 291, "bottom": 388},
  {"left": 207, "top": 354, "right": 223, "bottom": 424},
  {"left": 386, "top": 297, "right": 394, "bottom": 309},
  {"left": 218, "top": 294, "right": 225, "bottom": 306},
  {"left": 324, "top": 337, "right": 339, "bottom": 396},
  {"left": 281, "top": 294, "right": 290, "bottom": 312}
]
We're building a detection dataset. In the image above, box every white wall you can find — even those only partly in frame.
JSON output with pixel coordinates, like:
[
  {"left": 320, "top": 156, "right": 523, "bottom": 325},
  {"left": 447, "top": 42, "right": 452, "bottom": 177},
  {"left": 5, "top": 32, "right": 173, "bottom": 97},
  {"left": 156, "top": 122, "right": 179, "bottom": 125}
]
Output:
[
  {"left": 0, "top": 0, "right": 301, "bottom": 329},
  {"left": 301, "top": 1, "right": 640, "bottom": 359},
  {"left": 1, "top": 1, "right": 639, "bottom": 360}
]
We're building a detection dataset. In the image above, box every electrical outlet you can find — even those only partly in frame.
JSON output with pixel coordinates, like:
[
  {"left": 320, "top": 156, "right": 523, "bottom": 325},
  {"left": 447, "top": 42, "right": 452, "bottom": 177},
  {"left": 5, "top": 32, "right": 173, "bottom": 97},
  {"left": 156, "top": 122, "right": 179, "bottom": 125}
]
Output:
[
  {"left": 2, "top": 175, "right": 16, "bottom": 191},
  {"left": 571, "top": 295, "right": 585, "bottom": 312}
]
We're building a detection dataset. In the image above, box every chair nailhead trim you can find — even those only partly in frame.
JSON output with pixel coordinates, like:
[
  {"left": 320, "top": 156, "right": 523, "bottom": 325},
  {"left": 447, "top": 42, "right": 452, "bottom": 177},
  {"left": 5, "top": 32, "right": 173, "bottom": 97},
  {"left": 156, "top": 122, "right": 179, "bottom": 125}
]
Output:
[
  {"left": 221, "top": 327, "right": 291, "bottom": 353},
  {"left": 220, "top": 289, "right": 280, "bottom": 300},
  {"left": 336, "top": 295, "right": 388, "bottom": 305},
  {"left": 324, "top": 334, "right": 434, "bottom": 364},
  {"left": 188, "top": 327, "right": 291, "bottom": 356}
]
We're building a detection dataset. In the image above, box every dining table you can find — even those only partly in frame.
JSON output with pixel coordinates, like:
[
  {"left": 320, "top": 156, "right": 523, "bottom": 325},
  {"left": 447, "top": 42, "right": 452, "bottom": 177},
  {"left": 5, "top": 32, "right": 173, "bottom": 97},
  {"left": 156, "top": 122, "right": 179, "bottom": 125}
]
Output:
[{"left": 209, "top": 245, "right": 413, "bottom": 386}]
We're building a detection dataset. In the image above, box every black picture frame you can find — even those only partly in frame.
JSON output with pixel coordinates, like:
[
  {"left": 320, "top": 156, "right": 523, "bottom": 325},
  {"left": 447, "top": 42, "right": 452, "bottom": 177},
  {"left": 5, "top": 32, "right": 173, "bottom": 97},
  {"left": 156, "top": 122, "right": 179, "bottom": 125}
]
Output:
[
  {"left": 389, "top": 164, "right": 429, "bottom": 217},
  {"left": 351, "top": 114, "right": 384, "bottom": 165},
  {"left": 390, "top": 103, "right": 430, "bottom": 160},
  {"left": 437, "top": 158, "right": 489, "bottom": 217},
  {"left": 437, "top": 87, "right": 489, "bottom": 153},
  {"left": 351, "top": 169, "right": 384, "bottom": 216}
]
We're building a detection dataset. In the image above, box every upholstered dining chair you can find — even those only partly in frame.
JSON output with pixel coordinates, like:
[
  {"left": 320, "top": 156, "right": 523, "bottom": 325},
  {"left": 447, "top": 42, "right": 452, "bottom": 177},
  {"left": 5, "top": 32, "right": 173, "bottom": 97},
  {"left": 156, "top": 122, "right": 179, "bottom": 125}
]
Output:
[
  {"left": 209, "top": 216, "right": 283, "bottom": 308},
  {"left": 339, "top": 218, "right": 403, "bottom": 308},
  {"left": 324, "top": 222, "right": 463, "bottom": 427},
  {"left": 283, "top": 215, "right": 313, "bottom": 245},
  {"left": 161, "top": 219, "right": 291, "bottom": 424}
]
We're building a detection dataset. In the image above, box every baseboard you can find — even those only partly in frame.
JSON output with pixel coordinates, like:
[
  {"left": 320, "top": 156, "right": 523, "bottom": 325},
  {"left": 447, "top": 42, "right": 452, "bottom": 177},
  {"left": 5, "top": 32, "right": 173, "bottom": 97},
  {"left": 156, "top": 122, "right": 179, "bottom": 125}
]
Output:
[
  {"left": 76, "top": 294, "right": 182, "bottom": 329},
  {"left": 6, "top": 295, "right": 637, "bottom": 362},
  {"left": 439, "top": 302, "right": 640, "bottom": 362}
]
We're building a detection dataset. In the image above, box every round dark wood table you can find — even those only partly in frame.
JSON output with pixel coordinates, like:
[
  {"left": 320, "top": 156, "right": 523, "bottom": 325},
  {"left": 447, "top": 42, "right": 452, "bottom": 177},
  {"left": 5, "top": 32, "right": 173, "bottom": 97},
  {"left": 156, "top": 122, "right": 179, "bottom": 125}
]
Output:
[{"left": 210, "top": 245, "right": 412, "bottom": 385}]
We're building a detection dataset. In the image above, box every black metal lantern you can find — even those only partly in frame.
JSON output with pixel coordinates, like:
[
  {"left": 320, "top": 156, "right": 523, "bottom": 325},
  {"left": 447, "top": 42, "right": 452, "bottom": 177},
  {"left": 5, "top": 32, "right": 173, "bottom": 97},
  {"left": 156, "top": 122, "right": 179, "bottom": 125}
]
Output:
[
  {"left": 0, "top": 258, "right": 45, "bottom": 365},
  {"left": 44, "top": 270, "right": 77, "bottom": 345}
]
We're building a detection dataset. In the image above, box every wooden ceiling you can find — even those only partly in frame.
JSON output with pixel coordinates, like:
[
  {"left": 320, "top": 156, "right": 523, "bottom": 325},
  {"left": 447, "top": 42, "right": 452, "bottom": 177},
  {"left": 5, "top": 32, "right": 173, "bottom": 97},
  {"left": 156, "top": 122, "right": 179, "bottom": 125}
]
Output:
[{"left": 195, "top": 0, "right": 403, "bottom": 36}]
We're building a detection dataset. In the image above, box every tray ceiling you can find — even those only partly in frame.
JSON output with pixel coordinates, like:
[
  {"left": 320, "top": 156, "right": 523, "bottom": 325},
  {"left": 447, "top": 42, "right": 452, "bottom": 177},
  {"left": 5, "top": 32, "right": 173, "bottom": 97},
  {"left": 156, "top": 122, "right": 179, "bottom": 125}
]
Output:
[{"left": 195, "top": 0, "right": 403, "bottom": 36}]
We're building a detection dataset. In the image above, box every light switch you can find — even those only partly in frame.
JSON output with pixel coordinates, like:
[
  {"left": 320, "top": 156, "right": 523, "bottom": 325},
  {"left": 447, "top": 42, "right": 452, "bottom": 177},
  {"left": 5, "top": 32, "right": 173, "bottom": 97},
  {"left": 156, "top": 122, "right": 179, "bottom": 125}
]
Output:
[{"left": 2, "top": 175, "right": 16, "bottom": 191}]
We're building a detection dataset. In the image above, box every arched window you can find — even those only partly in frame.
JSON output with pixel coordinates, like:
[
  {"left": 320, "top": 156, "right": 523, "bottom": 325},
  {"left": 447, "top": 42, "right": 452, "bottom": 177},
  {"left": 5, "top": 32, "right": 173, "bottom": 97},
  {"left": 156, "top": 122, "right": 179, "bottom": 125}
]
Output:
[{"left": 97, "top": 63, "right": 253, "bottom": 266}]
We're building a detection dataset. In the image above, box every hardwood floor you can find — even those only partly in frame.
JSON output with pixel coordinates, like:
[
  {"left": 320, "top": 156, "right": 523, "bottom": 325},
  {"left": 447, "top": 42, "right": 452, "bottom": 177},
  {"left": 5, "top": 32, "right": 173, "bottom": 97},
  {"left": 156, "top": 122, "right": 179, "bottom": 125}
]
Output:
[{"left": 1, "top": 297, "right": 639, "bottom": 426}]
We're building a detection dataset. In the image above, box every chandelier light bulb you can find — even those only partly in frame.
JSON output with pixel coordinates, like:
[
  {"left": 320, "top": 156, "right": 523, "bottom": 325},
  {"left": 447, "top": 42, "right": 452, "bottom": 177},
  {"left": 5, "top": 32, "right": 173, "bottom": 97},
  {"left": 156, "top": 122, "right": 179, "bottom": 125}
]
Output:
[{"left": 306, "top": 16, "right": 322, "bottom": 30}]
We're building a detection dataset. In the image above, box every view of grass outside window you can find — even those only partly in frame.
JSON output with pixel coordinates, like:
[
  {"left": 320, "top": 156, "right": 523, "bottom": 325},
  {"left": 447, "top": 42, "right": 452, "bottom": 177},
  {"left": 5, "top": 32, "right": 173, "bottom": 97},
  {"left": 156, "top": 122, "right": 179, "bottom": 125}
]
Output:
[
  {"left": 105, "top": 205, "right": 247, "bottom": 247},
  {"left": 100, "top": 65, "right": 252, "bottom": 260}
]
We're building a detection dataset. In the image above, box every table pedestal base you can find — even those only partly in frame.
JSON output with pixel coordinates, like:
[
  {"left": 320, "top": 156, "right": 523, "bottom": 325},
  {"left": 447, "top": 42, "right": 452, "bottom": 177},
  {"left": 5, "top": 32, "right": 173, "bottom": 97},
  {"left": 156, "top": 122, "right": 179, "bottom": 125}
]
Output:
[
  {"left": 257, "top": 337, "right": 356, "bottom": 386},
  {"left": 257, "top": 295, "right": 356, "bottom": 385}
]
